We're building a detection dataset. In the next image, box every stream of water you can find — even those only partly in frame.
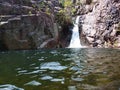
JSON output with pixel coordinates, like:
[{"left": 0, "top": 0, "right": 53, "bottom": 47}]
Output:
[
  {"left": 68, "top": 16, "right": 82, "bottom": 48},
  {"left": 0, "top": 48, "right": 120, "bottom": 90}
]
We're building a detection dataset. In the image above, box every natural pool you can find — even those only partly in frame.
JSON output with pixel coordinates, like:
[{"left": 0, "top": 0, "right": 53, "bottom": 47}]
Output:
[{"left": 0, "top": 48, "right": 120, "bottom": 90}]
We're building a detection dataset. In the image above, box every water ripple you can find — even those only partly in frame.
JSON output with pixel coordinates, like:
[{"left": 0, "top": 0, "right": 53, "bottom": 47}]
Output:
[
  {"left": 0, "top": 84, "right": 24, "bottom": 90},
  {"left": 41, "top": 76, "right": 53, "bottom": 80},
  {"left": 40, "top": 62, "right": 67, "bottom": 71},
  {"left": 24, "top": 80, "right": 41, "bottom": 86}
]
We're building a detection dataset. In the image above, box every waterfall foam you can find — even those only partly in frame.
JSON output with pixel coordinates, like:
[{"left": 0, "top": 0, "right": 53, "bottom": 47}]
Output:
[{"left": 68, "top": 16, "right": 82, "bottom": 48}]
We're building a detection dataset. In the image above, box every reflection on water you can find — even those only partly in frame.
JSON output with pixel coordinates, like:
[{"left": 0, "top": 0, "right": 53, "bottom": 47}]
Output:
[
  {"left": 40, "top": 62, "right": 67, "bottom": 70},
  {"left": 24, "top": 80, "right": 41, "bottom": 86},
  {"left": 0, "top": 48, "right": 120, "bottom": 90},
  {"left": 0, "top": 84, "right": 24, "bottom": 90}
]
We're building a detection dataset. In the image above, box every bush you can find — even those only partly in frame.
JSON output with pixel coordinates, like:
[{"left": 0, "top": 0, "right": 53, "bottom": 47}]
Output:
[{"left": 56, "top": 9, "right": 72, "bottom": 26}]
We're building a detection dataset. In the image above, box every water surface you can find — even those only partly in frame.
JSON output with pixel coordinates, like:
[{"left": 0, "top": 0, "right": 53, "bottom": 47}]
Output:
[{"left": 0, "top": 48, "right": 120, "bottom": 90}]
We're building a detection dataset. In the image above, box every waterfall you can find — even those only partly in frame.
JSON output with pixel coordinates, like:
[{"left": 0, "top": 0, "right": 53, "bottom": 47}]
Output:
[{"left": 68, "top": 16, "right": 82, "bottom": 48}]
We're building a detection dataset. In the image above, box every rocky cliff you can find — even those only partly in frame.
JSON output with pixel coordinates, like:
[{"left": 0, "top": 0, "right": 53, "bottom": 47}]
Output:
[
  {"left": 0, "top": 0, "right": 119, "bottom": 50},
  {"left": 0, "top": 13, "right": 55, "bottom": 50},
  {"left": 0, "top": 0, "right": 74, "bottom": 50},
  {"left": 78, "top": 0, "right": 120, "bottom": 48},
  {"left": 0, "top": 0, "right": 70, "bottom": 50}
]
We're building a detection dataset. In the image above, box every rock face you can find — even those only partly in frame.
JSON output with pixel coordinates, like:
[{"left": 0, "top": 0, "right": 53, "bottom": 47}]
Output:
[
  {"left": 0, "top": 0, "right": 61, "bottom": 50},
  {"left": 80, "top": 0, "right": 120, "bottom": 48},
  {"left": 0, "top": 3, "right": 35, "bottom": 15},
  {"left": 0, "top": 14, "right": 55, "bottom": 50},
  {"left": 0, "top": 0, "right": 73, "bottom": 50},
  {"left": 1, "top": 0, "right": 119, "bottom": 49}
]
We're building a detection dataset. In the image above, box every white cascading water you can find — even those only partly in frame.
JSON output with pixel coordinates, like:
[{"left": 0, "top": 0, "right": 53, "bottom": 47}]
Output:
[{"left": 68, "top": 16, "right": 82, "bottom": 48}]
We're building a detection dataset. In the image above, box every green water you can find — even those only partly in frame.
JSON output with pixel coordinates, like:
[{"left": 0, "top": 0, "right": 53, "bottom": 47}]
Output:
[{"left": 0, "top": 48, "right": 120, "bottom": 90}]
